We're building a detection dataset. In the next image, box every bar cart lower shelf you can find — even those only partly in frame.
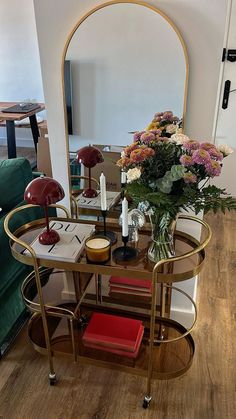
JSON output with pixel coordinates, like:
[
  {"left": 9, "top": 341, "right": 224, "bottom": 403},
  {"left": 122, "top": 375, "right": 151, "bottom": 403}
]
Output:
[{"left": 28, "top": 304, "right": 195, "bottom": 381}]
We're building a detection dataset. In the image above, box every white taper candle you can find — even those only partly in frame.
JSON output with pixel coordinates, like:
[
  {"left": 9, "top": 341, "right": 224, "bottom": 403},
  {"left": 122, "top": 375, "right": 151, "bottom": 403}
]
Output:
[
  {"left": 121, "top": 170, "right": 127, "bottom": 185},
  {"left": 122, "top": 197, "right": 128, "bottom": 237},
  {"left": 100, "top": 172, "right": 107, "bottom": 211}
]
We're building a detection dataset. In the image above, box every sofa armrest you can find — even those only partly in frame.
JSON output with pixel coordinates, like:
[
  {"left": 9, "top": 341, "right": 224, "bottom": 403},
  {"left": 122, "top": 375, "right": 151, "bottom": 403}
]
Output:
[{"left": 0, "top": 158, "right": 33, "bottom": 213}]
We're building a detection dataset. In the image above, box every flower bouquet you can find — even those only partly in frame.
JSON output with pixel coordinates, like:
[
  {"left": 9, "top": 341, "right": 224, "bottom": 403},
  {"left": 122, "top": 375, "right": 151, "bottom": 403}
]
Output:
[{"left": 117, "top": 111, "right": 236, "bottom": 262}]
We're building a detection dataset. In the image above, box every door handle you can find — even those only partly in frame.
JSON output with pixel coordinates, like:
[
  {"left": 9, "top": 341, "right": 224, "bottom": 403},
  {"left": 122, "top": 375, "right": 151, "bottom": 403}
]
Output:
[
  {"left": 227, "top": 49, "right": 236, "bottom": 62},
  {"left": 222, "top": 80, "right": 231, "bottom": 109}
]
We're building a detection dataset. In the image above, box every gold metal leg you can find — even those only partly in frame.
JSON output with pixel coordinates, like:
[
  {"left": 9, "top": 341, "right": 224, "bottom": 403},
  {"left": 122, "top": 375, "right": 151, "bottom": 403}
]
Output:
[
  {"left": 69, "top": 318, "right": 77, "bottom": 362},
  {"left": 166, "top": 283, "right": 172, "bottom": 317},
  {"left": 73, "top": 271, "right": 81, "bottom": 320},
  {"left": 145, "top": 273, "right": 158, "bottom": 403},
  {"left": 157, "top": 283, "right": 166, "bottom": 341},
  {"left": 34, "top": 265, "right": 56, "bottom": 384},
  {"left": 73, "top": 271, "right": 81, "bottom": 302},
  {"left": 95, "top": 273, "right": 102, "bottom": 303},
  {"left": 98, "top": 274, "right": 102, "bottom": 303},
  {"left": 161, "top": 283, "right": 165, "bottom": 317},
  {"left": 95, "top": 274, "right": 99, "bottom": 305}
]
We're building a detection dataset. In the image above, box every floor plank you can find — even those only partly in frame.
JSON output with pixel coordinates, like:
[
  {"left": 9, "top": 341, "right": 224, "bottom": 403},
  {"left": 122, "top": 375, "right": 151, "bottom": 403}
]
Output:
[{"left": 0, "top": 211, "right": 235, "bottom": 418}]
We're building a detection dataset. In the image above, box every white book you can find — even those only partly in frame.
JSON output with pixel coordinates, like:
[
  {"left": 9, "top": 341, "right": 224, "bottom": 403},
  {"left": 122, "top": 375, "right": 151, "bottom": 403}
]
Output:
[
  {"left": 76, "top": 191, "right": 120, "bottom": 211},
  {"left": 24, "top": 220, "right": 95, "bottom": 262}
]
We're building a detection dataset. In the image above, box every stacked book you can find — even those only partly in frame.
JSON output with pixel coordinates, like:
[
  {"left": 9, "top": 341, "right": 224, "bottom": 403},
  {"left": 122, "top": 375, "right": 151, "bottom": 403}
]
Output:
[
  {"left": 24, "top": 220, "right": 95, "bottom": 262},
  {"left": 82, "top": 312, "right": 144, "bottom": 359},
  {"left": 76, "top": 190, "right": 120, "bottom": 211},
  {"left": 109, "top": 276, "right": 152, "bottom": 298}
]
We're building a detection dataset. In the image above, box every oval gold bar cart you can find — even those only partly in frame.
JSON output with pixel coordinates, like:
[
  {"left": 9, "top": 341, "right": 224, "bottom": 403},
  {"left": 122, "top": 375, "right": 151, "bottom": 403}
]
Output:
[{"left": 4, "top": 207, "right": 211, "bottom": 408}]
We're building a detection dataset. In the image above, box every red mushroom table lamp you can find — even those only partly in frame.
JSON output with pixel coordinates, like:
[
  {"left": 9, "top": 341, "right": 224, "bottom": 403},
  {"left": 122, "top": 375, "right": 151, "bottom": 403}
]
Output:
[
  {"left": 76, "top": 145, "right": 104, "bottom": 198},
  {"left": 24, "top": 176, "right": 65, "bottom": 245}
]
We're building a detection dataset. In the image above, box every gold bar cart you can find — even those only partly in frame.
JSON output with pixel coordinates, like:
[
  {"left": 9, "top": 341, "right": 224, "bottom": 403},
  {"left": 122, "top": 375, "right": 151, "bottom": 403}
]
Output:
[{"left": 4, "top": 205, "right": 211, "bottom": 408}]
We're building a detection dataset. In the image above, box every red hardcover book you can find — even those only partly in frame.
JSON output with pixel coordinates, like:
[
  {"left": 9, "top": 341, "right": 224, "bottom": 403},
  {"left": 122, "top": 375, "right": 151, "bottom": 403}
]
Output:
[
  {"left": 109, "top": 276, "right": 152, "bottom": 292},
  {"left": 84, "top": 325, "right": 144, "bottom": 359},
  {"left": 109, "top": 286, "right": 151, "bottom": 297},
  {"left": 82, "top": 312, "right": 143, "bottom": 352},
  {"left": 83, "top": 323, "right": 144, "bottom": 352}
]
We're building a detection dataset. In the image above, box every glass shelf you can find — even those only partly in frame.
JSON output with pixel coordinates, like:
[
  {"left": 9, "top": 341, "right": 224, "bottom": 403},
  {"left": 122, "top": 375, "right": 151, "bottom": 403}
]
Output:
[
  {"left": 28, "top": 306, "right": 195, "bottom": 380},
  {"left": 11, "top": 217, "right": 206, "bottom": 283}
]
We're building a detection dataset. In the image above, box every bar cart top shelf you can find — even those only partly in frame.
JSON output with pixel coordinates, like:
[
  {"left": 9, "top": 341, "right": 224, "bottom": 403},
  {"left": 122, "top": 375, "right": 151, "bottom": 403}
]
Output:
[{"left": 9, "top": 214, "right": 209, "bottom": 283}]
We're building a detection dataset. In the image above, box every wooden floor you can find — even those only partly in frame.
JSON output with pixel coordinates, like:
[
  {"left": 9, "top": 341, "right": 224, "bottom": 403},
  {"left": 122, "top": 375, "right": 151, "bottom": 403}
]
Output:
[{"left": 0, "top": 212, "right": 235, "bottom": 418}]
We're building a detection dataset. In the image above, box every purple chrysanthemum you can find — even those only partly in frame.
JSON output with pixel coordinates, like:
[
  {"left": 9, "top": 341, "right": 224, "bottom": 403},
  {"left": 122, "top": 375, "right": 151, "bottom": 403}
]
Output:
[
  {"left": 205, "top": 160, "right": 222, "bottom": 177},
  {"left": 199, "top": 142, "right": 216, "bottom": 151},
  {"left": 208, "top": 148, "right": 224, "bottom": 161},
  {"left": 140, "top": 131, "right": 156, "bottom": 144},
  {"left": 133, "top": 131, "right": 145, "bottom": 142},
  {"left": 162, "top": 111, "right": 174, "bottom": 122},
  {"left": 180, "top": 154, "right": 194, "bottom": 166},
  {"left": 149, "top": 129, "right": 162, "bottom": 137},
  {"left": 154, "top": 116, "right": 162, "bottom": 122},
  {"left": 192, "top": 149, "right": 211, "bottom": 165},
  {"left": 183, "top": 140, "right": 200, "bottom": 152}
]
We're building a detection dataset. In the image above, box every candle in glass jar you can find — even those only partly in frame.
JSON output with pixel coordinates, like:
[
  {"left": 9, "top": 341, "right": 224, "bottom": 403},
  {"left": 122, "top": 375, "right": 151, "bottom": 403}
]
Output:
[
  {"left": 122, "top": 197, "right": 128, "bottom": 237},
  {"left": 85, "top": 236, "right": 111, "bottom": 263},
  {"left": 100, "top": 172, "right": 107, "bottom": 211}
]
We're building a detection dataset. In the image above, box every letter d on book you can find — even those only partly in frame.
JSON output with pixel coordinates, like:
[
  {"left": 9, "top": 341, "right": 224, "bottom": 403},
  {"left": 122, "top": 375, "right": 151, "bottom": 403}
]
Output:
[{"left": 50, "top": 222, "right": 64, "bottom": 230}]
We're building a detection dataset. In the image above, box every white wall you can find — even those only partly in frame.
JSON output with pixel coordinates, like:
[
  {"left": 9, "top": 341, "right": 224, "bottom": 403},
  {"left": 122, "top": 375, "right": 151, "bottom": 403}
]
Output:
[
  {"left": 212, "top": 0, "right": 236, "bottom": 197},
  {"left": 0, "top": 0, "right": 45, "bottom": 146}
]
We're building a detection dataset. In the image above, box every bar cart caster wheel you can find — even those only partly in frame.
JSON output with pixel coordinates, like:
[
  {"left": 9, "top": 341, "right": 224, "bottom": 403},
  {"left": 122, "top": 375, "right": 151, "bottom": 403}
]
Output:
[
  {"left": 49, "top": 373, "right": 57, "bottom": 386},
  {"left": 143, "top": 396, "right": 152, "bottom": 409}
]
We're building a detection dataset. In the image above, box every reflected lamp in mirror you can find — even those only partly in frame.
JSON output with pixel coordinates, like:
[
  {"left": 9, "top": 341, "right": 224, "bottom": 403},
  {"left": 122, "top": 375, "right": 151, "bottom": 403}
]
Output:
[
  {"left": 76, "top": 145, "right": 104, "bottom": 198},
  {"left": 24, "top": 176, "right": 65, "bottom": 245}
]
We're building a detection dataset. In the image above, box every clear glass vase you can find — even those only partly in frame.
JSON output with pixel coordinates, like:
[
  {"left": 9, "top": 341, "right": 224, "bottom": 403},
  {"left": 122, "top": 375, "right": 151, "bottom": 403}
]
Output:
[{"left": 148, "top": 212, "right": 176, "bottom": 263}]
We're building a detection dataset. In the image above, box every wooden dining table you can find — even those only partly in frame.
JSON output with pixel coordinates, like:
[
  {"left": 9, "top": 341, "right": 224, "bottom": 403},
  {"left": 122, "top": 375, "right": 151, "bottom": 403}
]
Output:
[{"left": 0, "top": 102, "right": 45, "bottom": 159}]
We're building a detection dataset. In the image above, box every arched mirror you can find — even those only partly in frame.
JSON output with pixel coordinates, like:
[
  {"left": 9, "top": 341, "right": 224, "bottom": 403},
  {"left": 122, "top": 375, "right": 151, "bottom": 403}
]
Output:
[{"left": 62, "top": 1, "right": 188, "bottom": 192}]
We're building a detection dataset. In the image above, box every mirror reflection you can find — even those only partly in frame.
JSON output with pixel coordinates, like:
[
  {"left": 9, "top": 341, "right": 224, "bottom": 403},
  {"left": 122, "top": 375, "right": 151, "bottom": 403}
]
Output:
[{"left": 64, "top": 2, "right": 187, "bottom": 156}]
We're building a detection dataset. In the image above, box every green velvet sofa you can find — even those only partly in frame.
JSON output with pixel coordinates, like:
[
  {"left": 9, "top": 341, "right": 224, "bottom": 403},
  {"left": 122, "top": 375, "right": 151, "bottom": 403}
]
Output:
[{"left": 0, "top": 158, "right": 55, "bottom": 356}]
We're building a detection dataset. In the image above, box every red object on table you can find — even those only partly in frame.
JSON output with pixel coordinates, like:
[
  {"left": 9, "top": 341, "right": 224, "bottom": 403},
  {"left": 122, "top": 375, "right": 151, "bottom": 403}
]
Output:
[
  {"left": 82, "top": 312, "right": 144, "bottom": 356},
  {"left": 109, "top": 276, "right": 152, "bottom": 293},
  {"left": 76, "top": 145, "right": 104, "bottom": 198},
  {"left": 83, "top": 327, "right": 144, "bottom": 359},
  {"left": 109, "top": 286, "right": 151, "bottom": 297},
  {"left": 24, "top": 176, "right": 65, "bottom": 245}
]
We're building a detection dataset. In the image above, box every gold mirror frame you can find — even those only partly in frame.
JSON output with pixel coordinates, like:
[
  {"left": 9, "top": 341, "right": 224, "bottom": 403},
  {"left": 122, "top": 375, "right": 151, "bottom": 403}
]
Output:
[{"left": 61, "top": 0, "right": 189, "bottom": 211}]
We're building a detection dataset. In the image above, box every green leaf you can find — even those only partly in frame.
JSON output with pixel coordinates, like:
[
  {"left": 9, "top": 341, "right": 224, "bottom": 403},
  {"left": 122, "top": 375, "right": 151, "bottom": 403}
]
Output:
[
  {"left": 170, "top": 165, "right": 186, "bottom": 180},
  {"left": 155, "top": 165, "right": 186, "bottom": 194},
  {"left": 156, "top": 178, "right": 172, "bottom": 193}
]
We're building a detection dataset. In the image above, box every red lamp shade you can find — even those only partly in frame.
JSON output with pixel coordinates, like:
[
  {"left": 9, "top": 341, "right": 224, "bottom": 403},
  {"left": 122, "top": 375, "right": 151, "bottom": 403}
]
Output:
[
  {"left": 76, "top": 145, "right": 104, "bottom": 198},
  {"left": 24, "top": 176, "right": 65, "bottom": 245},
  {"left": 76, "top": 145, "right": 104, "bottom": 168}
]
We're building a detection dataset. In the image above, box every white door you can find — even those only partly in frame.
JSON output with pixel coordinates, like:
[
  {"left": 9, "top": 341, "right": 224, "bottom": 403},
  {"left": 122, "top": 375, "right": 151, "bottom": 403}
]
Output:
[{"left": 213, "top": 0, "right": 236, "bottom": 197}]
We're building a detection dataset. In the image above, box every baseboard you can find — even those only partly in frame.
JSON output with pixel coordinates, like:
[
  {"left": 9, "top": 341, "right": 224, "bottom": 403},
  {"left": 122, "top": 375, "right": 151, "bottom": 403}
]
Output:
[
  {"left": 61, "top": 289, "right": 76, "bottom": 300},
  {"left": 170, "top": 308, "right": 195, "bottom": 330},
  {"left": 0, "top": 136, "right": 34, "bottom": 148}
]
